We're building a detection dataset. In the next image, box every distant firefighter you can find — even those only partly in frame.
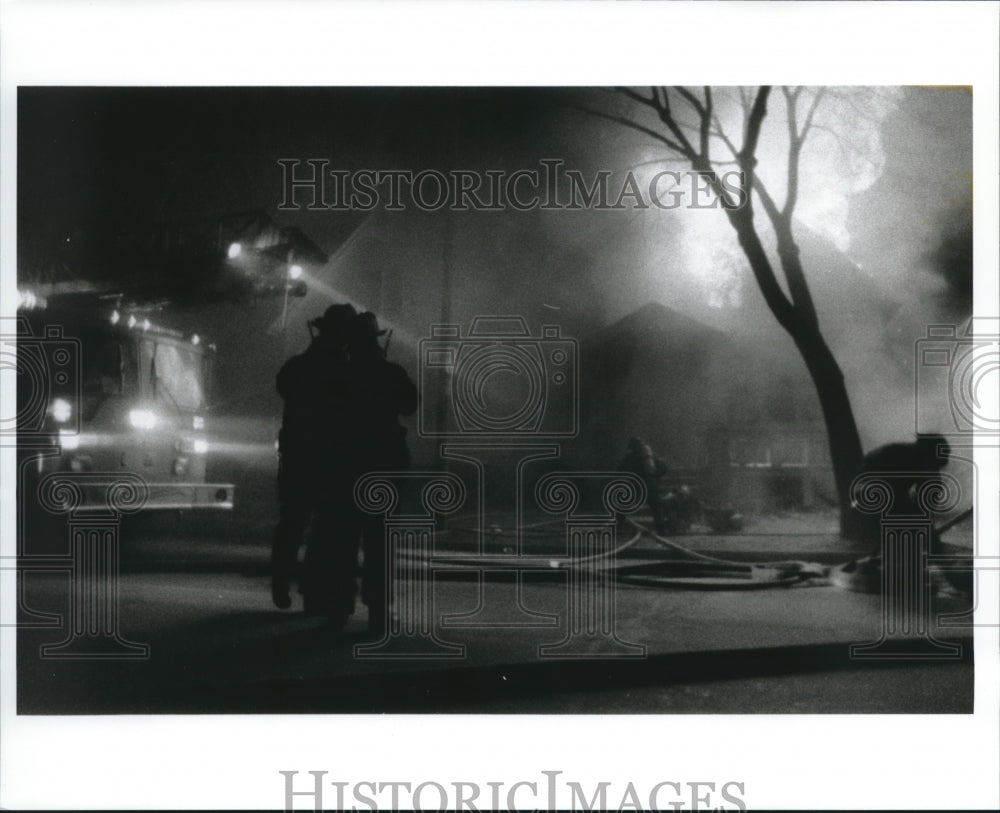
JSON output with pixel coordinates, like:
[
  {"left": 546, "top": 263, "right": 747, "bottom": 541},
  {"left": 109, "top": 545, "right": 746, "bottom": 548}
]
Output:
[{"left": 618, "top": 436, "right": 668, "bottom": 534}]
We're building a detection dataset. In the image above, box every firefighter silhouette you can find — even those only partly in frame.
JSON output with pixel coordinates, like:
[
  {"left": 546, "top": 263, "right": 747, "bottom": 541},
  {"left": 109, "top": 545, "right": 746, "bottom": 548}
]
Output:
[
  {"left": 271, "top": 303, "right": 359, "bottom": 621},
  {"left": 345, "top": 311, "right": 418, "bottom": 635}
]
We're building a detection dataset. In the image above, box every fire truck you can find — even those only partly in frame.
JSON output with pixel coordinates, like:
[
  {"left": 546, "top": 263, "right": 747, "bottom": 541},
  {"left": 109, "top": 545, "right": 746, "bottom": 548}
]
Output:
[
  {"left": 16, "top": 290, "right": 234, "bottom": 511},
  {"left": 14, "top": 210, "right": 329, "bottom": 516}
]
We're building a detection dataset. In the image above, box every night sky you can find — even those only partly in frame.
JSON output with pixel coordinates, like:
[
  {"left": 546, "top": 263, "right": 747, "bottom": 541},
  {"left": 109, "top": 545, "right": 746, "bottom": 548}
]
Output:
[{"left": 17, "top": 86, "right": 590, "bottom": 274}]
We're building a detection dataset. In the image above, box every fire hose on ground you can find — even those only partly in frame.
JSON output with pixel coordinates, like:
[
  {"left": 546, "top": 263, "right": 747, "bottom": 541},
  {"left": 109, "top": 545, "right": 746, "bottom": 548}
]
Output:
[{"left": 400, "top": 508, "right": 974, "bottom": 593}]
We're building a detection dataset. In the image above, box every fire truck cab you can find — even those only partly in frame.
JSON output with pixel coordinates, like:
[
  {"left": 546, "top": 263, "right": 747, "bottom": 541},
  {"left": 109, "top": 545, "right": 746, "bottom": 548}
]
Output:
[{"left": 17, "top": 292, "right": 234, "bottom": 511}]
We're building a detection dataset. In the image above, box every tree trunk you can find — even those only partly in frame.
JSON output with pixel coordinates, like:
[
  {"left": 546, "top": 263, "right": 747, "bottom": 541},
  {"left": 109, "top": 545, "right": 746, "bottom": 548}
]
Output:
[
  {"left": 788, "top": 327, "right": 866, "bottom": 539},
  {"left": 727, "top": 209, "right": 865, "bottom": 538},
  {"left": 772, "top": 224, "right": 866, "bottom": 538},
  {"left": 690, "top": 111, "right": 865, "bottom": 540}
]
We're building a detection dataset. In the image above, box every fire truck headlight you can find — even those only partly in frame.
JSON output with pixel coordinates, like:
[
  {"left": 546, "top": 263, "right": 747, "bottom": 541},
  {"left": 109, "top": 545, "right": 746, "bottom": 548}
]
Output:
[
  {"left": 129, "top": 409, "right": 158, "bottom": 430},
  {"left": 58, "top": 429, "right": 80, "bottom": 451},
  {"left": 49, "top": 398, "right": 72, "bottom": 423},
  {"left": 177, "top": 437, "right": 208, "bottom": 454}
]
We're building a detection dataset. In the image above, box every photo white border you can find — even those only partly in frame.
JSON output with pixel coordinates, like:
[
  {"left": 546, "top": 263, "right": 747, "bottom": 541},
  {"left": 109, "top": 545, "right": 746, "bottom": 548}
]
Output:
[{"left": 1, "top": 1, "right": 998, "bottom": 809}]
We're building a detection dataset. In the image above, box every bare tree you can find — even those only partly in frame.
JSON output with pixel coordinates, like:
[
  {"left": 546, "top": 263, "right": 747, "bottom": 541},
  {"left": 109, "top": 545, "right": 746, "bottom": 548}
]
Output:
[{"left": 590, "top": 86, "right": 867, "bottom": 538}]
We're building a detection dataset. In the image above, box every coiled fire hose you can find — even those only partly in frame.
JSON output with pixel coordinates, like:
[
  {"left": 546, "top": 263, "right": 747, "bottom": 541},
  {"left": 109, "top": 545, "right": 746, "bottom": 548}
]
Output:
[{"left": 412, "top": 508, "right": 972, "bottom": 592}]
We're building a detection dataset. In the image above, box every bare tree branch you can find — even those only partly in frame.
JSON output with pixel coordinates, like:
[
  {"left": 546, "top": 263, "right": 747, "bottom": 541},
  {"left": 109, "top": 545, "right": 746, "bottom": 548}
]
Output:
[
  {"left": 700, "top": 86, "right": 713, "bottom": 160},
  {"left": 783, "top": 85, "right": 800, "bottom": 144},
  {"left": 656, "top": 86, "right": 671, "bottom": 116},
  {"left": 783, "top": 87, "right": 802, "bottom": 221},
  {"left": 663, "top": 118, "right": 707, "bottom": 140},
  {"left": 712, "top": 113, "right": 740, "bottom": 160},
  {"left": 616, "top": 87, "right": 657, "bottom": 108},
  {"left": 780, "top": 86, "right": 829, "bottom": 219},
  {"left": 800, "top": 87, "right": 825, "bottom": 140},
  {"left": 627, "top": 157, "right": 700, "bottom": 169},
  {"left": 742, "top": 86, "right": 770, "bottom": 168},
  {"left": 781, "top": 85, "right": 802, "bottom": 107},
  {"left": 653, "top": 90, "right": 697, "bottom": 158},
  {"left": 808, "top": 122, "right": 881, "bottom": 169},
  {"left": 612, "top": 86, "right": 701, "bottom": 159},
  {"left": 752, "top": 177, "right": 782, "bottom": 224},
  {"left": 707, "top": 109, "right": 758, "bottom": 214},
  {"left": 599, "top": 84, "right": 864, "bottom": 531},
  {"left": 573, "top": 104, "right": 687, "bottom": 154},
  {"left": 675, "top": 86, "right": 706, "bottom": 117},
  {"left": 723, "top": 85, "right": 772, "bottom": 210}
]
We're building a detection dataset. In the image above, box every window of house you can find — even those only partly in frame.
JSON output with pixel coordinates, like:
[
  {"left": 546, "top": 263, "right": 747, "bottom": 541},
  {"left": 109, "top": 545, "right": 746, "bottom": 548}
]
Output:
[
  {"left": 731, "top": 438, "right": 771, "bottom": 467},
  {"left": 772, "top": 438, "right": 808, "bottom": 467}
]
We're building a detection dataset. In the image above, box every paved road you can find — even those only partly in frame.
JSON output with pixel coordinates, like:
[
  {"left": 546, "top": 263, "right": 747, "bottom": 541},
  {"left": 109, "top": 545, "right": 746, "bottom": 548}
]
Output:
[{"left": 15, "top": 514, "right": 975, "bottom": 715}]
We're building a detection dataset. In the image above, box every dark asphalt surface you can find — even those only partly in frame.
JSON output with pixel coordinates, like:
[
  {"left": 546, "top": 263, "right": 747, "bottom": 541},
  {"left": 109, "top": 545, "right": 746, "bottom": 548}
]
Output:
[{"left": 15, "top": 509, "right": 977, "bottom": 715}]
